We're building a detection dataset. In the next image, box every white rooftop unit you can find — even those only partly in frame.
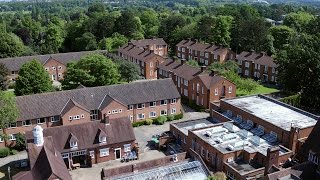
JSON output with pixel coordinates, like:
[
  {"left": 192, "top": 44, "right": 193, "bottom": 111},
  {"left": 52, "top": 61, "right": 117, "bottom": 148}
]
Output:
[
  {"left": 222, "top": 133, "right": 238, "bottom": 141},
  {"left": 227, "top": 140, "right": 251, "bottom": 151},
  {"left": 223, "top": 123, "right": 240, "bottom": 133},
  {"left": 238, "top": 129, "right": 253, "bottom": 138},
  {"left": 205, "top": 131, "right": 212, "bottom": 137},
  {"left": 250, "top": 136, "right": 266, "bottom": 146},
  {"left": 211, "top": 127, "right": 228, "bottom": 135}
]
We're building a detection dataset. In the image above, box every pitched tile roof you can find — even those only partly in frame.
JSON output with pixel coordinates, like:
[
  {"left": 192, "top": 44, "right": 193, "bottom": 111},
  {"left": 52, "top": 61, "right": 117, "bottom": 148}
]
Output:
[
  {"left": 176, "top": 39, "right": 230, "bottom": 55},
  {"left": 131, "top": 38, "right": 167, "bottom": 47},
  {"left": 157, "top": 59, "right": 205, "bottom": 80},
  {"left": 118, "top": 44, "right": 164, "bottom": 63},
  {"left": 236, "top": 51, "right": 278, "bottom": 68},
  {"left": 0, "top": 50, "right": 107, "bottom": 71},
  {"left": 197, "top": 73, "right": 235, "bottom": 89},
  {"left": 16, "top": 79, "right": 180, "bottom": 121},
  {"left": 25, "top": 118, "right": 135, "bottom": 153},
  {"left": 60, "top": 99, "right": 90, "bottom": 116}
]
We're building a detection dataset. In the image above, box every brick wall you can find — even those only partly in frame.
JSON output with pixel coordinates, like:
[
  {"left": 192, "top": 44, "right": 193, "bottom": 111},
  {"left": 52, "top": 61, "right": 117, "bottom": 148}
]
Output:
[
  {"left": 43, "top": 58, "right": 66, "bottom": 81},
  {"left": 61, "top": 106, "right": 91, "bottom": 126}
]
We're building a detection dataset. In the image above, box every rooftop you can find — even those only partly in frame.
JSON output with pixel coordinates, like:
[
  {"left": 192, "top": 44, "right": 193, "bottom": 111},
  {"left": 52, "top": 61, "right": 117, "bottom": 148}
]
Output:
[
  {"left": 194, "top": 122, "right": 291, "bottom": 155},
  {"left": 222, "top": 95, "right": 318, "bottom": 131},
  {"left": 172, "top": 118, "right": 217, "bottom": 135},
  {"left": 110, "top": 160, "right": 208, "bottom": 180},
  {"left": 225, "top": 160, "right": 264, "bottom": 176}
]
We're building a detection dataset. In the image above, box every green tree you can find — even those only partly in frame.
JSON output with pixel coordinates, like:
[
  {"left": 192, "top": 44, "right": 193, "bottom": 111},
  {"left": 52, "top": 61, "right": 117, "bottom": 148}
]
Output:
[
  {"left": 197, "top": 15, "right": 215, "bottom": 42},
  {"left": 14, "top": 133, "right": 25, "bottom": 151},
  {"left": 0, "top": 32, "right": 25, "bottom": 58},
  {"left": 0, "top": 63, "right": 9, "bottom": 90},
  {"left": 62, "top": 54, "right": 120, "bottom": 90},
  {"left": 15, "top": 60, "right": 53, "bottom": 96},
  {"left": 140, "top": 9, "right": 159, "bottom": 38},
  {"left": 40, "top": 22, "right": 64, "bottom": 54},
  {"left": 118, "top": 61, "right": 141, "bottom": 83},
  {"left": 283, "top": 11, "right": 314, "bottom": 32},
  {"left": 75, "top": 32, "right": 97, "bottom": 51},
  {"left": 269, "top": 25, "right": 295, "bottom": 51},
  {"left": 0, "top": 90, "right": 19, "bottom": 147},
  {"left": 212, "top": 15, "right": 234, "bottom": 47},
  {"left": 115, "top": 11, "right": 144, "bottom": 39},
  {"left": 99, "top": 32, "right": 128, "bottom": 52},
  {"left": 207, "top": 172, "right": 226, "bottom": 180},
  {"left": 186, "top": 60, "right": 199, "bottom": 67}
]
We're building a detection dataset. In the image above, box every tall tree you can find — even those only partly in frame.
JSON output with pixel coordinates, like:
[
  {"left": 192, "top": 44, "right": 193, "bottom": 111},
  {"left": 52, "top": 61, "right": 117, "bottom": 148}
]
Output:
[
  {"left": 283, "top": 11, "right": 314, "bottom": 32},
  {"left": 0, "top": 90, "right": 19, "bottom": 147},
  {"left": 99, "top": 32, "right": 128, "bottom": 52},
  {"left": 196, "top": 15, "right": 215, "bottom": 42},
  {"left": 62, "top": 54, "right": 120, "bottom": 90},
  {"left": 0, "top": 32, "right": 25, "bottom": 58},
  {"left": 40, "top": 22, "right": 64, "bottom": 54},
  {"left": 140, "top": 9, "right": 159, "bottom": 38},
  {"left": 74, "top": 32, "right": 97, "bottom": 51},
  {"left": 0, "top": 63, "right": 9, "bottom": 90},
  {"left": 118, "top": 61, "right": 141, "bottom": 83},
  {"left": 212, "top": 15, "right": 234, "bottom": 47},
  {"left": 269, "top": 25, "right": 295, "bottom": 51},
  {"left": 15, "top": 60, "right": 53, "bottom": 96},
  {"left": 115, "top": 11, "right": 144, "bottom": 39}
]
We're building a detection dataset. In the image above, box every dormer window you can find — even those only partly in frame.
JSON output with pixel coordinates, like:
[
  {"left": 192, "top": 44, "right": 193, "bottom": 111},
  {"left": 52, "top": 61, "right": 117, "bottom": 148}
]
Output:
[
  {"left": 309, "top": 151, "right": 319, "bottom": 165},
  {"left": 99, "top": 136, "right": 107, "bottom": 144},
  {"left": 70, "top": 141, "right": 78, "bottom": 149}
]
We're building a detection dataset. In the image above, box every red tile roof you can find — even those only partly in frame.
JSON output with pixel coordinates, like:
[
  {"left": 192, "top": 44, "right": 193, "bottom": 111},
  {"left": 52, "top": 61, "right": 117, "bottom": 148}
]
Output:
[
  {"left": 236, "top": 51, "right": 277, "bottom": 68},
  {"left": 131, "top": 38, "right": 167, "bottom": 47}
]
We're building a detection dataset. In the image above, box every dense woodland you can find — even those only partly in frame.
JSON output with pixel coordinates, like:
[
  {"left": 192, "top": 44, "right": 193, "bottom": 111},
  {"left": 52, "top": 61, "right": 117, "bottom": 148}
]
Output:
[{"left": 0, "top": 1, "right": 319, "bottom": 110}]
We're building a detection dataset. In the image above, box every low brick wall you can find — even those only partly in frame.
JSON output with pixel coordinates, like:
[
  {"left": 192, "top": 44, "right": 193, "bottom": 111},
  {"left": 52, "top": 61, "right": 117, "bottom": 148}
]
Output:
[
  {"left": 211, "top": 109, "right": 233, "bottom": 123},
  {"left": 101, "top": 152, "right": 187, "bottom": 179}
]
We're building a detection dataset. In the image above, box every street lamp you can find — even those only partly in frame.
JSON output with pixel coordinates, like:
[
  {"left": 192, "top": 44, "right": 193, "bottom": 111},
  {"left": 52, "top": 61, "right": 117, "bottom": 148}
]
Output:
[{"left": 8, "top": 166, "right": 11, "bottom": 180}]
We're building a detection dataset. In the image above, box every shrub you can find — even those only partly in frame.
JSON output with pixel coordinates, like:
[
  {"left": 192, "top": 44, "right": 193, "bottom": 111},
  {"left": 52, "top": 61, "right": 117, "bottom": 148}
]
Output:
[
  {"left": 145, "top": 119, "right": 153, "bottom": 125},
  {"left": 167, "top": 115, "right": 174, "bottom": 121},
  {"left": 132, "top": 120, "right": 146, "bottom": 127},
  {"left": 10, "top": 149, "right": 18, "bottom": 155},
  {"left": 174, "top": 113, "right": 183, "bottom": 120},
  {"left": 0, "top": 147, "right": 10, "bottom": 158},
  {"left": 14, "top": 133, "right": 26, "bottom": 151},
  {"left": 154, "top": 116, "right": 167, "bottom": 125}
]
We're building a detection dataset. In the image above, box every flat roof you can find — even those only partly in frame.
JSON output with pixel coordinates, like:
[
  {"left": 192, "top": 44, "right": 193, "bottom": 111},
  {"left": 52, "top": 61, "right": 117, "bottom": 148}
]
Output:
[
  {"left": 111, "top": 160, "right": 208, "bottom": 180},
  {"left": 172, "top": 118, "right": 217, "bottom": 135},
  {"left": 225, "top": 161, "right": 264, "bottom": 176},
  {"left": 194, "top": 123, "right": 291, "bottom": 155},
  {"left": 223, "top": 95, "right": 317, "bottom": 131}
]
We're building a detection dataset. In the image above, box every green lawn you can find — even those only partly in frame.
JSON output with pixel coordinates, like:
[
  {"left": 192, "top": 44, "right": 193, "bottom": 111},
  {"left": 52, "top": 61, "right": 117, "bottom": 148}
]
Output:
[
  {"left": 236, "top": 84, "right": 279, "bottom": 96},
  {"left": 3, "top": 91, "right": 15, "bottom": 98}
]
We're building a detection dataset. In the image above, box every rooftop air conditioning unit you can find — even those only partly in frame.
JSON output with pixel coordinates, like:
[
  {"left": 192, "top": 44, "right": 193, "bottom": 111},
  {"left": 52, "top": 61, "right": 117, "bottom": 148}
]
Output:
[
  {"left": 205, "top": 131, "right": 212, "bottom": 137},
  {"left": 227, "top": 144, "right": 235, "bottom": 151},
  {"left": 215, "top": 137, "right": 224, "bottom": 144}
]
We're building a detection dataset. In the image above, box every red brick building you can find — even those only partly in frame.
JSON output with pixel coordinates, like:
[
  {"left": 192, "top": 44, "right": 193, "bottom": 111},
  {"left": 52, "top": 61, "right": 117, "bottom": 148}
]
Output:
[
  {"left": 158, "top": 59, "right": 236, "bottom": 109},
  {"left": 130, "top": 38, "right": 168, "bottom": 57},
  {"left": 235, "top": 51, "right": 278, "bottom": 83},
  {"left": 175, "top": 39, "right": 235, "bottom": 65},
  {"left": 0, "top": 51, "right": 106, "bottom": 82},
  {"left": 118, "top": 43, "right": 166, "bottom": 79},
  {"left": 0, "top": 79, "right": 181, "bottom": 148}
]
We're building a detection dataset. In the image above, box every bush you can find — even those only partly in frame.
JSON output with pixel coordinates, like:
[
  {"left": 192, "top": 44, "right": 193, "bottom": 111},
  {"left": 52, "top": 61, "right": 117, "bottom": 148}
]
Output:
[
  {"left": 132, "top": 120, "right": 146, "bottom": 127},
  {"left": 10, "top": 149, "right": 18, "bottom": 155},
  {"left": 14, "top": 133, "right": 26, "bottom": 151},
  {"left": 167, "top": 115, "right": 174, "bottom": 121},
  {"left": 174, "top": 113, "right": 183, "bottom": 120},
  {"left": 281, "top": 94, "right": 301, "bottom": 108},
  {"left": 145, "top": 119, "right": 153, "bottom": 125},
  {"left": 154, "top": 116, "right": 167, "bottom": 125},
  {"left": 0, "top": 147, "right": 10, "bottom": 158}
]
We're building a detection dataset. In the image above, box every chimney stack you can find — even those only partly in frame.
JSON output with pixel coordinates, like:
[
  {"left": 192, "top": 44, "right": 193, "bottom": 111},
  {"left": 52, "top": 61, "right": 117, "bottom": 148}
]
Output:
[
  {"left": 264, "top": 146, "right": 280, "bottom": 176},
  {"left": 33, "top": 125, "right": 44, "bottom": 146},
  {"left": 250, "top": 49, "right": 255, "bottom": 55},
  {"left": 201, "top": 66, "right": 207, "bottom": 72},
  {"left": 260, "top": 52, "right": 266, "bottom": 57}
]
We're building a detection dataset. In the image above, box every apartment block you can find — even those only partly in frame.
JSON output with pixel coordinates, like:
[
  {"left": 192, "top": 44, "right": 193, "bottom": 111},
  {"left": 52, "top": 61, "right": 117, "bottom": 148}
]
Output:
[
  {"left": 13, "top": 117, "right": 136, "bottom": 180},
  {"left": 158, "top": 59, "right": 236, "bottom": 109},
  {"left": 130, "top": 38, "right": 168, "bottom": 57},
  {"left": 210, "top": 95, "right": 318, "bottom": 153},
  {"left": 0, "top": 51, "right": 106, "bottom": 82},
  {"left": 235, "top": 51, "right": 278, "bottom": 83},
  {"left": 170, "top": 120, "right": 293, "bottom": 180},
  {"left": 175, "top": 39, "right": 235, "bottom": 65},
  {"left": 0, "top": 79, "right": 181, "bottom": 148},
  {"left": 118, "top": 43, "right": 166, "bottom": 79}
]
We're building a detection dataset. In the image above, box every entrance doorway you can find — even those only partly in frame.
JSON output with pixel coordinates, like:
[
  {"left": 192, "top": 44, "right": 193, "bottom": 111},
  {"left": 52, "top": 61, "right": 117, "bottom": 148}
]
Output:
[{"left": 115, "top": 148, "right": 121, "bottom": 159}]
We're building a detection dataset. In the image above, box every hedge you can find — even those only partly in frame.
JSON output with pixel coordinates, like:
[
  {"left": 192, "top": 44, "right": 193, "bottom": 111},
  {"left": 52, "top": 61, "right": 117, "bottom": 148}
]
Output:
[
  {"left": 0, "top": 147, "right": 10, "bottom": 158},
  {"left": 153, "top": 116, "right": 167, "bottom": 125},
  {"left": 132, "top": 113, "right": 183, "bottom": 127},
  {"left": 132, "top": 120, "right": 146, "bottom": 127},
  {"left": 174, "top": 113, "right": 183, "bottom": 120},
  {"left": 167, "top": 115, "right": 174, "bottom": 121}
]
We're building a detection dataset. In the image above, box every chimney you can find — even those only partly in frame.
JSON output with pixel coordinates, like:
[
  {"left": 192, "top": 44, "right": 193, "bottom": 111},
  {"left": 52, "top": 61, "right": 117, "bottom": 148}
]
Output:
[
  {"left": 104, "top": 114, "right": 110, "bottom": 125},
  {"left": 33, "top": 125, "right": 44, "bottom": 146},
  {"left": 264, "top": 146, "right": 280, "bottom": 176},
  {"left": 200, "top": 66, "right": 207, "bottom": 72},
  {"left": 181, "top": 59, "right": 185, "bottom": 65},
  {"left": 187, "top": 38, "right": 191, "bottom": 42},
  {"left": 250, "top": 49, "right": 255, "bottom": 55},
  {"left": 260, "top": 52, "right": 266, "bottom": 57}
]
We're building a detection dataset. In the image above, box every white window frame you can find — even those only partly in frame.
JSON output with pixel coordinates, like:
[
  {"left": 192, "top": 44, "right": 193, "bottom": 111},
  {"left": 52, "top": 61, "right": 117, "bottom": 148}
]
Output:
[
  {"left": 245, "top": 70, "right": 249, "bottom": 76},
  {"left": 137, "top": 103, "right": 145, "bottom": 109},
  {"left": 9, "top": 134, "right": 16, "bottom": 141},
  {"left": 90, "top": 151, "right": 95, "bottom": 159},
  {"left": 228, "top": 86, "right": 232, "bottom": 94},
  {"left": 137, "top": 113, "right": 145, "bottom": 120},
  {"left": 37, "top": 118, "right": 45, "bottom": 124},
  {"left": 171, "top": 98, "right": 176, "bottom": 104},
  {"left": 124, "top": 144, "right": 131, "bottom": 152},
  {"left": 150, "top": 101, "right": 156, "bottom": 107},
  {"left": 245, "top": 62, "right": 250, "bottom": 68},
  {"left": 160, "top": 110, "right": 167, "bottom": 116},
  {"left": 99, "top": 136, "right": 107, "bottom": 143},
  {"left": 70, "top": 141, "right": 78, "bottom": 148},
  {"left": 69, "top": 116, "right": 73, "bottom": 120},
  {"left": 160, "top": 100, "right": 167, "bottom": 106},
  {"left": 149, "top": 111, "right": 156, "bottom": 118},
  {"left": 8, "top": 122, "right": 17, "bottom": 128},
  {"left": 23, "top": 120, "right": 31, "bottom": 126},
  {"left": 150, "top": 70, "right": 153, "bottom": 76},
  {"left": 51, "top": 116, "right": 60, "bottom": 122},
  {"left": 100, "top": 148, "right": 109, "bottom": 157},
  {"left": 214, "top": 88, "right": 218, "bottom": 96},
  {"left": 150, "top": 62, "right": 153, "bottom": 67},
  {"left": 171, "top": 108, "right": 176, "bottom": 114},
  {"left": 128, "top": 105, "right": 133, "bottom": 110}
]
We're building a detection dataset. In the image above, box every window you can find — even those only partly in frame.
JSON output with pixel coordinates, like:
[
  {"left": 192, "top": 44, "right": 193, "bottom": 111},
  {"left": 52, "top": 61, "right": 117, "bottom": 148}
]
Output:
[
  {"left": 52, "top": 66, "right": 56, "bottom": 70},
  {"left": 137, "top": 114, "right": 145, "bottom": 120},
  {"left": 214, "top": 54, "right": 218, "bottom": 60},
  {"left": 184, "top": 89, "right": 188, "bottom": 96},
  {"left": 58, "top": 66, "right": 62, "bottom": 70},
  {"left": 205, "top": 52, "right": 209, "bottom": 58},
  {"left": 119, "top": 109, "right": 122, "bottom": 113},
  {"left": 137, "top": 103, "right": 145, "bottom": 109},
  {"left": 81, "top": 114, "right": 85, "bottom": 118},
  {"left": 108, "top": 111, "right": 111, "bottom": 115},
  {"left": 149, "top": 111, "right": 156, "bottom": 118},
  {"left": 171, "top": 98, "right": 176, "bottom": 104},
  {"left": 192, "top": 83, "right": 195, "bottom": 90},
  {"left": 161, "top": 110, "right": 167, "bottom": 116},
  {"left": 90, "top": 110, "right": 98, "bottom": 120},
  {"left": 37, "top": 118, "right": 45, "bottom": 124},
  {"left": 9, "top": 134, "right": 16, "bottom": 141},
  {"left": 70, "top": 141, "right": 78, "bottom": 148},
  {"left": 51, "top": 116, "right": 60, "bottom": 122},
  {"left": 205, "top": 60, "right": 208, "bottom": 65},
  {"left": 69, "top": 116, "right": 72, "bottom": 120},
  {"left": 100, "top": 148, "right": 109, "bottom": 157},
  {"left": 124, "top": 144, "right": 131, "bottom": 152},
  {"left": 73, "top": 115, "right": 80, "bottom": 120},
  {"left": 0, "top": 136, "right": 3, "bottom": 142},
  {"left": 150, "top": 70, "right": 153, "bottom": 76},
  {"left": 90, "top": 151, "right": 94, "bottom": 159},
  {"left": 184, "top": 79, "right": 188, "bottom": 86},
  {"left": 245, "top": 70, "right": 249, "bottom": 76},
  {"left": 23, "top": 120, "right": 31, "bottom": 126},
  {"left": 58, "top": 73, "right": 62, "bottom": 77},
  {"left": 9, "top": 123, "right": 17, "bottom": 128},
  {"left": 182, "top": 47, "right": 185, "bottom": 52},
  {"left": 226, "top": 171, "right": 236, "bottom": 180},
  {"left": 254, "top": 72, "right": 257, "bottom": 77},
  {"left": 150, "top": 101, "right": 156, "bottom": 107},
  {"left": 160, "top": 100, "right": 167, "bottom": 105},
  {"left": 228, "top": 86, "right": 232, "bottom": 93},
  {"left": 178, "top": 47, "right": 181, "bottom": 51},
  {"left": 201, "top": 87, "right": 204, "bottom": 94},
  {"left": 99, "top": 136, "right": 107, "bottom": 143},
  {"left": 238, "top": 59, "right": 242, "bottom": 65},
  {"left": 150, "top": 62, "right": 153, "bottom": 67},
  {"left": 45, "top": 67, "right": 49, "bottom": 71},
  {"left": 177, "top": 53, "right": 181, "bottom": 58},
  {"left": 171, "top": 108, "right": 176, "bottom": 114},
  {"left": 127, "top": 105, "right": 133, "bottom": 110},
  {"left": 159, "top": 69, "right": 162, "bottom": 75},
  {"left": 214, "top": 88, "right": 218, "bottom": 96},
  {"left": 11, "top": 71, "right": 15, "bottom": 75},
  {"left": 196, "top": 83, "right": 200, "bottom": 93},
  {"left": 201, "top": 98, "right": 204, "bottom": 105},
  {"left": 245, "top": 62, "right": 250, "bottom": 68}
]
